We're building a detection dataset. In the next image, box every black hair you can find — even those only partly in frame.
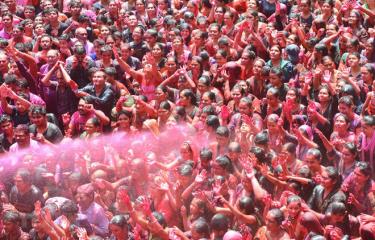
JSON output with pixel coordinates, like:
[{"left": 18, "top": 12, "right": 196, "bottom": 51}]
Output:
[
  {"left": 30, "top": 105, "right": 47, "bottom": 116},
  {"left": 338, "top": 96, "right": 354, "bottom": 107},
  {"left": 3, "top": 210, "right": 21, "bottom": 224},
  {"left": 192, "top": 218, "right": 210, "bottom": 237},
  {"left": 254, "top": 131, "right": 269, "bottom": 145},
  {"left": 342, "top": 142, "right": 357, "bottom": 157},
  {"left": 306, "top": 148, "right": 322, "bottom": 162},
  {"left": 4, "top": 74, "right": 18, "bottom": 85},
  {"left": 216, "top": 126, "right": 229, "bottom": 137},
  {"left": 74, "top": 45, "right": 86, "bottom": 55},
  {"left": 330, "top": 201, "right": 346, "bottom": 215},
  {"left": 250, "top": 146, "right": 268, "bottom": 164},
  {"left": 159, "top": 101, "right": 171, "bottom": 111},
  {"left": 104, "top": 67, "right": 116, "bottom": 76},
  {"left": 110, "top": 215, "right": 129, "bottom": 228},
  {"left": 206, "top": 115, "right": 220, "bottom": 131},
  {"left": 0, "top": 114, "right": 11, "bottom": 124},
  {"left": 203, "top": 91, "right": 216, "bottom": 102},
  {"left": 15, "top": 168, "right": 32, "bottom": 183},
  {"left": 268, "top": 208, "right": 284, "bottom": 225},
  {"left": 200, "top": 148, "right": 213, "bottom": 161},
  {"left": 61, "top": 200, "right": 79, "bottom": 215},
  {"left": 215, "top": 155, "right": 231, "bottom": 170},
  {"left": 282, "top": 142, "right": 297, "bottom": 155},
  {"left": 181, "top": 89, "right": 197, "bottom": 106},
  {"left": 17, "top": 80, "right": 30, "bottom": 90},
  {"left": 238, "top": 196, "right": 255, "bottom": 214},
  {"left": 117, "top": 110, "right": 133, "bottom": 121},
  {"left": 87, "top": 117, "right": 101, "bottom": 128},
  {"left": 362, "top": 115, "right": 375, "bottom": 126},
  {"left": 201, "top": 105, "right": 216, "bottom": 116},
  {"left": 356, "top": 161, "right": 372, "bottom": 177},
  {"left": 287, "top": 195, "right": 302, "bottom": 206},
  {"left": 178, "top": 164, "right": 193, "bottom": 176},
  {"left": 210, "top": 213, "right": 229, "bottom": 231},
  {"left": 325, "top": 166, "right": 342, "bottom": 189}
]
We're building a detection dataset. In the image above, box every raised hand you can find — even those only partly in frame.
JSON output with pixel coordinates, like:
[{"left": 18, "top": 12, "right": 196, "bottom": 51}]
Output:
[
  {"left": 322, "top": 70, "right": 331, "bottom": 83},
  {"left": 60, "top": 215, "right": 71, "bottom": 232},
  {"left": 62, "top": 112, "right": 71, "bottom": 126},
  {"left": 193, "top": 190, "right": 208, "bottom": 201},
  {"left": 112, "top": 45, "right": 120, "bottom": 59},
  {"left": 220, "top": 105, "right": 231, "bottom": 121},
  {"left": 159, "top": 182, "right": 169, "bottom": 191},
  {"left": 213, "top": 178, "right": 223, "bottom": 194},
  {"left": 140, "top": 197, "right": 152, "bottom": 216},
  {"left": 76, "top": 227, "right": 88, "bottom": 240},
  {"left": 195, "top": 169, "right": 207, "bottom": 183},
  {"left": 34, "top": 201, "right": 42, "bottom": 217},
  {"left": 118, "top": 189, "right": 132, "bottom": 210},
  {"left": 43, "top": 208, "right": 53, "bottom": 224}
]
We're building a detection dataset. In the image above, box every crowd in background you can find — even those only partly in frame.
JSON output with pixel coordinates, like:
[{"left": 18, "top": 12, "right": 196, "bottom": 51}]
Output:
[{"left": 0, "top": 0, "right": 374, "bottom": 239}]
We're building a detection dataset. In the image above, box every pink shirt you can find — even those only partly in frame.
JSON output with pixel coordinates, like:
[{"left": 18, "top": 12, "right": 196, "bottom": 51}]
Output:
[{"left": 70, "top": 111, "right": 95, "bottom": 136}]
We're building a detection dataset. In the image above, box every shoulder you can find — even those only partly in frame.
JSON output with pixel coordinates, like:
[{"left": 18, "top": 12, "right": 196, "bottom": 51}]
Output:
[{"left": 46, "top": 123, "right": 62, "bottom": 134}]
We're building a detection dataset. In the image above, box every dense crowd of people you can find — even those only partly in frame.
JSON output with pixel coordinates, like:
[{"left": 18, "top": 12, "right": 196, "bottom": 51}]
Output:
[{"left": 0, "top": 0, "right": 374, "bottom": 239}]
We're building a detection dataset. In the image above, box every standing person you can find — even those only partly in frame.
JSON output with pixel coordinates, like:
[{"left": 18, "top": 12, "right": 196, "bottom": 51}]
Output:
[
  {"left": 109, "top": 215, "right": 132, "bottom": 240},
  {"left": 308, "top": 167, "right": 346, "bottom": 214},
  {"left": 65, "top": 97, "right": 110, "bottom": 138},
  {"left": 9, "top": 125, "right": 39, "bottom": 153},
  {"left": 76, "top": 70, "right": 115, "bottom": 117},
  {"left": 342, "top": 162, "right": 374, "bottom": 215},
  {"left": 0, "top": 114, "right": 15, "bottom": 153},
  {"left": 41, "top": 61, "right": 79, "bottom": 127},
  {"left": 28, "top": 106, "right": 63, "bottom": 145},
  {"left": 0, "top": 210, "right": 30, "bottom": 240},
  {"left": 75, "top": 183, "right": 109, "bottom": 237},
  {"left": 254, "top": 208, "right": 291, "bottom": 239},
  {"left": 358, "top": 115, "right": 375, "bottom": 178},
  {"left": 9, "top": 168, "right": 44, "bottom": 232}
]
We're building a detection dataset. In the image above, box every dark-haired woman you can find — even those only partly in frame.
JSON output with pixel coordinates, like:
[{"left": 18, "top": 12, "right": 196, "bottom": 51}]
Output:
[
  {"left": 254, "top": 208, "right": 291, "bottom": 239},
  {"left": 347, "top": 10, "right": 369, "bottom": 43},
  {"left": 308, "top": 167, "right": 346, "bottom": 214},
  {"left": 359, "top": 63, "right": 375, "bottom": 102},
  {"left": 150, "top": 86, "right": 175, "bottom": 111},
  {"left": 247, "top": 58, "right": 267, "bottom": 100},
  {"left": 228, "top": 97, "right": 263, "bottom": 136},
  {"left": 342, "top": 162, "right": 374, "bottom": 215},
  {"left": 330, "top": 113, "right": 356, "bottom": 152},
  {"left": 219, "top": 196, "right": 262, "bottom": 237},
  {"left": 157, "top": 101, "right": 177, "bottom": 130},
  {"left": 267, "top": 45, "right": 296, "bottom": 83},
  {"left": 282, "top": 196, "right": 306, "bottom": 240},
  {"left": 80, "top": 117, "right": 102, "bottom": 139},
  {"left": 179, "top": 89, "right": 199, "bottom": 120},
  {"left": 109, "top": 215, "right": 132, "bottom": 240},
  {"left": 113, "top": 110, "right": 137, "bottom": 134}
]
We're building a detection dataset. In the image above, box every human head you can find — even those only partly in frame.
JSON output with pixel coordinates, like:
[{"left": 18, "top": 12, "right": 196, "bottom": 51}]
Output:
[
  {"left": 191, "top": 218, "right": 210, "bottom": 239},
  {"left": 2, "top": 210, "right": 21, "bottom": 234},
  {"left": 305, "top": 148, "right": 322, "bottom": 171},
  {"left": 14, "top": 124, "right": 31, "bottom": 148},
  {"left": 266, "top": 208, "right": 284, "bottom": 232},
  {"left": 109, "top": 215, "right": 129, "bottom": 239},
  {"left": 30, "top": 105, "right": 47, "bottom": 127},
  {"left": 210, "top": 213, "right": 229, "bottom": 238},
  {"left": 76, "top": 183, "right": 95, "bottom": 210}
]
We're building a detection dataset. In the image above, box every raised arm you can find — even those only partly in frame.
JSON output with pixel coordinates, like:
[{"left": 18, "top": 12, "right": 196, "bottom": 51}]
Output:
[
  {"left": 41, "top": 62, "right": 59, "bottom": 87},
  {"left": 113, "top": 46, "right": 144, "bottom": 82},
  {"left": 0, "top": 86, "right": 32, "bottom": 114},
  {"left": 58, "top": 61, "right": 78, "bottom": 91}
]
